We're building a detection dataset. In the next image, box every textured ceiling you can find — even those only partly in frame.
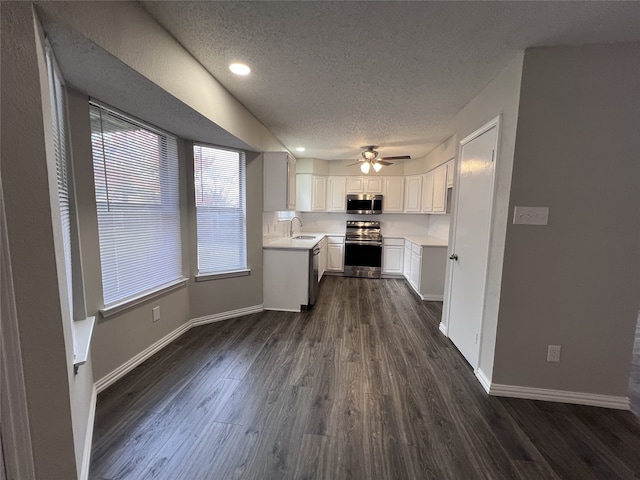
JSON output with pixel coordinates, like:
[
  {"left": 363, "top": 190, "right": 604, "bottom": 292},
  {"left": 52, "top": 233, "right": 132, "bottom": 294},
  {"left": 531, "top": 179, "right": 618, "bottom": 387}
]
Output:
[{"left": 142, "top": 1, "right": 640, "bottom": 161}]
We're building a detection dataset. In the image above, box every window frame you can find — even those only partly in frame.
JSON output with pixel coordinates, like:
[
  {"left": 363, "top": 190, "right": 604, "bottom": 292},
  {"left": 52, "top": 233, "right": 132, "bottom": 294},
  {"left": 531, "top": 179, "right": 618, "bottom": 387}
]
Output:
[
  {"left": 192, "top": 143, "right": 250, "bottom": 281},
  {"left": 89, "top": 101, "right": 186, "bottom": 315}
]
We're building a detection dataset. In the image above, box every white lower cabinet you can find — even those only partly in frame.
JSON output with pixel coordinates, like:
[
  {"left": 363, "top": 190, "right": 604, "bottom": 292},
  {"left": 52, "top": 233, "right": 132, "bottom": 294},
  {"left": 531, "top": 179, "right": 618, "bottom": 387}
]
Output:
[
  {"left": 403, "top": 239, "right": 447, "bottom": 300},
  {"left": 326, "top": 236, "right": 345, "bottom": 272},
  {"left": 382, "top": 238, "right": 404, "bottom": 276},
  {"left": 264, "top": 248, "right": 310, "bottom": 311},
  {"left": 403, "top": 243, "right": 411, "bottom": 280}
]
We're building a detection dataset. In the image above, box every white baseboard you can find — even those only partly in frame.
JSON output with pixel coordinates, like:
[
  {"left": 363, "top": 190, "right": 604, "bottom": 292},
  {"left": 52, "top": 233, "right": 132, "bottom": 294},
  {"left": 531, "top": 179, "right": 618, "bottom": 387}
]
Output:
[
  {"left": 95, "top": 304, "right": 263, "bottom": 393},
  {"left": 487, "top": 381, "right": 630, "bottom": 410},
  {"left": 421, "top": 294, "right": 444, "bottom": 301},
  {"left": 438, "top": 322, "right": 448, "bottom": 336},
  {"left": 475, "top": 368, "right": 491, "bottom": 394},
  {"left": 79, "top": 386, "right": 97, "bottom": 480},
  {"left": 191, "top": 304, "right": 264, "bottom": 327}
]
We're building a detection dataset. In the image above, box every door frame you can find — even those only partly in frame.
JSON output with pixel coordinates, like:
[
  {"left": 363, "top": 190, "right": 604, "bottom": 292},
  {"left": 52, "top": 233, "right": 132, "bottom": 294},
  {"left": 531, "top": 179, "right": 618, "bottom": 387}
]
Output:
[{"left": 443, "top": 115, "right": 501, "bottom": 372}]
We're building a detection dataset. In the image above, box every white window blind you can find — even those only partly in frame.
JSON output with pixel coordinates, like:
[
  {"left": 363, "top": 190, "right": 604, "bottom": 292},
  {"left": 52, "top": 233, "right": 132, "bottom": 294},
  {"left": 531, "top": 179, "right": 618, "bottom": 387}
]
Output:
[
  {"left": 193, "top": 144, "right": 247, "bottom": 275},
  {"left": 46, "top": 45, "right": 73, "bottom": 318},
  {"left": 90, "top": 103, "right": 182, "bottom": 307}
]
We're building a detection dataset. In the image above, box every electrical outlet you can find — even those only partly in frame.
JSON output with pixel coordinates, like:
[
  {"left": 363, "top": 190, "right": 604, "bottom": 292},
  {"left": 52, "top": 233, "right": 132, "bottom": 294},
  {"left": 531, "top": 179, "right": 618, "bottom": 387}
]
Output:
[
  {"left": 547, "top": 344, "right": 561, "bottom": 362},
  {"left": 152, "top": 306, "right": 160, "bottom": 322}
]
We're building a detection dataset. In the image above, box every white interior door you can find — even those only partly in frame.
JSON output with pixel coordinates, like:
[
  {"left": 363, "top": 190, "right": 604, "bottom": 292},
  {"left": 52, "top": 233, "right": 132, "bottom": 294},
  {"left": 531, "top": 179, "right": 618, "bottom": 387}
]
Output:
[{"left": 447, "top": 121, "right": 498, "bottom": 369}]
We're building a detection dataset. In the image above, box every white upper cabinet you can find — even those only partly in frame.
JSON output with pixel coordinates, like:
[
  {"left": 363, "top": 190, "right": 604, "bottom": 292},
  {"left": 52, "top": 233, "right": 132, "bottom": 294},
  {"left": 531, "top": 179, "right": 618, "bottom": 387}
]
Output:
[
  {"left": 446, "top": 159, "right": 455, "bottom": 188},
  {"left": 327, "top": 176, "right": 347, "bottom": 211},
  {"left": 421, "top": 162, "right": 448, "bottom": 214},
  {"left": 432, "top": 165, "right": 447, "bottom": 213},
  {"left": 404, "top": 175, "right": 423, "bottom": 213},
  {"left": 421, "top": 170, "right": 434, "bottom": 212},
  {"left": 296, "top": 174, "right": 327, "bottom": 212},
  {"left": 346, "top": 176, "right": 365, "bottom": 193},
  {"left": 364, "top": 176, "right": 384, "bottom": 194},
  {"left": 383, "top": 177, "right": 404, "bottom": 212},
  {"left": 264, "top": 152, "right": 296, "bottom": 211},
  {"left": 346, "top": 176, "right": 384, "bottom": 194}
]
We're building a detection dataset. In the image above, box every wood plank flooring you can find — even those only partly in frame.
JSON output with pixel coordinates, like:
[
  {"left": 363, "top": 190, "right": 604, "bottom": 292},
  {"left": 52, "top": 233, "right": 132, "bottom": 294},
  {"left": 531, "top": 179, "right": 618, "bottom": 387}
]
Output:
[{"left": 90, "top": 276, "right": 640, "bottom": 479}]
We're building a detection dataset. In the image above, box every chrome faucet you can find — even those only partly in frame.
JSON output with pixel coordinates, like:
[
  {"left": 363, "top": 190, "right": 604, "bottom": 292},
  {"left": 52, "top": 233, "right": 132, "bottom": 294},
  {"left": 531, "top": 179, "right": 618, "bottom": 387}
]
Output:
[{"left": 289, "top": 216, "right": 302, "bottom": 237}]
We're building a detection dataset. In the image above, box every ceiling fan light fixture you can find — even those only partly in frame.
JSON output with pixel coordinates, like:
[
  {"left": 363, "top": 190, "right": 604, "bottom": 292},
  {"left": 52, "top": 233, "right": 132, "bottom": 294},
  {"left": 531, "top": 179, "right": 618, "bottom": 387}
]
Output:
[
  {"left": 360, "top": 162, "right": 371, "bottom": 174},
  {"left": 362, "top": 149, "right": 378, "bottom": 161},
  {"left": 373, "top": 162, "right": 383, "bottom": 172}
]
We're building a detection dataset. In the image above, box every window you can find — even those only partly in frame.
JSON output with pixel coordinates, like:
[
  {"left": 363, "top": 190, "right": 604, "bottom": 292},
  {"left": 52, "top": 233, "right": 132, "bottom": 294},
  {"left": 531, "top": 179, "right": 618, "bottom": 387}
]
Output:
[
  {"left": 90, "top": 103, "right": 182, "bottom": 308},
  {"left": 45, "top": 44, "right": 74, "bottom": 319},
  {"left": 193, "top": 144, "right": 247, "bottom": 276}
]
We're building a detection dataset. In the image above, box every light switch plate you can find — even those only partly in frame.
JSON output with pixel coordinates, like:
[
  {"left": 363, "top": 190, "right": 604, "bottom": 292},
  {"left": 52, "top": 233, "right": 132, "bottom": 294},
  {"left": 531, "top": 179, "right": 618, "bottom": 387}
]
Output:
[
  {"left": 513, "top": 206, "right": 549, "bottom": 225},
  {"left": 152, "top": 306, "right": 160, "bottom": 322}
]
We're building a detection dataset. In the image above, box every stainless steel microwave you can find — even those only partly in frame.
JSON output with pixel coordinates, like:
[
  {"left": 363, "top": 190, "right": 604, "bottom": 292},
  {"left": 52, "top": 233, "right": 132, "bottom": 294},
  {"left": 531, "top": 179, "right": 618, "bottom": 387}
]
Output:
[{"left": 346, "top": 194, "right": 383, "bottom": 214}]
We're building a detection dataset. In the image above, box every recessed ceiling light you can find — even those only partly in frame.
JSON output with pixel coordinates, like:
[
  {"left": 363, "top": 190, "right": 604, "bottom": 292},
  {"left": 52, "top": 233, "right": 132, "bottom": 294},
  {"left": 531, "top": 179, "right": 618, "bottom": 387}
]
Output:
[
  {"left": 295, "top": 147, "right": 306, "bottom": 152},
  {"left": 229, "top": 63, "right": 251, "bottom": 75}
]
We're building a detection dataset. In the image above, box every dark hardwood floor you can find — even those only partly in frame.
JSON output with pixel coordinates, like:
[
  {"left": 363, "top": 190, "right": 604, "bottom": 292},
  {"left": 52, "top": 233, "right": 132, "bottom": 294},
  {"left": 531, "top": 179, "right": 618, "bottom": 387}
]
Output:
[{"left": 90, "top": 276, "right": 640, "bottom": 480}]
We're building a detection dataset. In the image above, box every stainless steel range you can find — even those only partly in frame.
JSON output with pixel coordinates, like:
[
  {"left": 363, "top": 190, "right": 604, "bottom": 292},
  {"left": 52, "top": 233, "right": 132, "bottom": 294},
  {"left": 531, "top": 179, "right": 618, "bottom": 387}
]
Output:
[{"left": 344, "top": 220, "right": 382, "bottom": 278}]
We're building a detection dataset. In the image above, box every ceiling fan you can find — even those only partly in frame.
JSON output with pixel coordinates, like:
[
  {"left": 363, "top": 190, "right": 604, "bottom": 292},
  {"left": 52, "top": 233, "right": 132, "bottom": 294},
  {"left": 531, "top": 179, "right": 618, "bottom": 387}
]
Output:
[{"left": 348, "top": 145, "right": 411, "bottom": 173}]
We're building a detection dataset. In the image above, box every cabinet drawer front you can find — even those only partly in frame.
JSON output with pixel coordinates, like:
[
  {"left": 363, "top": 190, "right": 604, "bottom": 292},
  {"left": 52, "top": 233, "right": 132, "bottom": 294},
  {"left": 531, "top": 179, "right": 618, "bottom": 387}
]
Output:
[
  {"left": 411, "top": 243, "right": 422, "bottom": 255},
  {"left": 327, "top": 236, "right": 345, "bottom": 244},
  {"left": 383, "top": 237, "right": 405, "bottom": 246}
]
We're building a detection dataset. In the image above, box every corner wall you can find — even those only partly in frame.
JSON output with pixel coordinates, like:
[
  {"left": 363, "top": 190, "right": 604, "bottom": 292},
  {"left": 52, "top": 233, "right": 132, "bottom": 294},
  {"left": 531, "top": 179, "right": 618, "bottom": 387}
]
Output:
[
  {"left": 1, "top": 3, "right": 80, "bottom": 477},
  {"left": 441, "top": 53, "right": 525, "bottom": 382},
  {"left": 493, "top": 44, "right": 640, "bottom": 397}
]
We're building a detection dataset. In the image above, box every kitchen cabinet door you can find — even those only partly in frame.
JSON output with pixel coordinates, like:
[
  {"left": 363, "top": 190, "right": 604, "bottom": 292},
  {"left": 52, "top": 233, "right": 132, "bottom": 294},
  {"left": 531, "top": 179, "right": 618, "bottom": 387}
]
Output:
[
  {"left": 422, "top": 170, "right": 434, "bottom": 213},
  {"left": 383, "top": 177, "right": 404, "bottom": 212},
  {"left": 328, "top": 177, "right": 347, "bottom": 211},
  {"left": 327, "top": 241, "right": 344, "bottom": 272},
  {"left": 432, "top": 165, "right": 447, "bottom": 213},
  {"left": 347, "top": 176, "right": 365, "bottom": 193},
  {"left": 364, "top": 176, "right": 384, "bottom": 193},
  {"left": 404, "top": 175, "right": 423, "bottom": 213},
  {"left": 382, "top": 244, "right": 404, "bottom": 275},
  {"left": 409, "top": 249, "right": 421, "bottom": 291},
  {"left": 264, "top": 152, "right": 296, "bottom": 211},
  {"left": 403, "top": 243, "right": 412, "bottom": 280},
  {"left": 446, "top": 159, "right": 455, "bottom": 188},
  {"left": 296, "top": 174, "right": 326, "bottom": 212},
  {"left": 312, "top": 175, "right": 327, "bottom": 211}
]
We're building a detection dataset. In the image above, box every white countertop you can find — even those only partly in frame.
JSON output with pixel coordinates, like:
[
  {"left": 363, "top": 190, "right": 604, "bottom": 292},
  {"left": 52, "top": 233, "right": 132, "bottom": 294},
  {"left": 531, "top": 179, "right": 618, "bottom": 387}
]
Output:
[
  {"left": 383, "top": 234, "right": 448, "bottom": 247},
  {"left": 263, "top": 232, "right": 446, "bottom": 249},
  {"left": 263, "top": 232, "right": 335, "bottom": 250}
]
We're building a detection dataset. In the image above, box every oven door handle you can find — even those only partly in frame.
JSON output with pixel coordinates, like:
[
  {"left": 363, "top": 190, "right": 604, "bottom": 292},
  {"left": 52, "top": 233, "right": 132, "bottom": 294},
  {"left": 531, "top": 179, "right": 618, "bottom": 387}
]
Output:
[{"left": 345, "top": 240, "right": 382, "bottom": 246}]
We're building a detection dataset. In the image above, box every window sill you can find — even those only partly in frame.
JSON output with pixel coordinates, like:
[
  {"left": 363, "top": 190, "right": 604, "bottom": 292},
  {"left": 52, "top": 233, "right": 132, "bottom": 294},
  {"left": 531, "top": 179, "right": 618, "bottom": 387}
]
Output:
[
  {"left": 100, "top": 278, "right": 188, "bottom": 318},
  {"left": 73, "top": 315, "right": 96, "bottom": 374},
  {"left": 195, "top": 269, "right": 251, "bottom": 282}
]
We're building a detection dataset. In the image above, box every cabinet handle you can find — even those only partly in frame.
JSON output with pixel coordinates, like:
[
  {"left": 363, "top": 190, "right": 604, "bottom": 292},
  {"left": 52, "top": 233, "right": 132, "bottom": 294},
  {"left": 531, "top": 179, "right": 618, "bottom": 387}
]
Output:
[{"left": 449, "top": 253, "right": 458, "bottom": 261}]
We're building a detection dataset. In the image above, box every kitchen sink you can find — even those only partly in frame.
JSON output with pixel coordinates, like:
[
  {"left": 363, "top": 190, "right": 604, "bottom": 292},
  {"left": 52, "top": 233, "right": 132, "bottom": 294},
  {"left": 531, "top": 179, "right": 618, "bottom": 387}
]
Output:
[{"left": 293, "top": 235, "right": 316, "bottom": 240}]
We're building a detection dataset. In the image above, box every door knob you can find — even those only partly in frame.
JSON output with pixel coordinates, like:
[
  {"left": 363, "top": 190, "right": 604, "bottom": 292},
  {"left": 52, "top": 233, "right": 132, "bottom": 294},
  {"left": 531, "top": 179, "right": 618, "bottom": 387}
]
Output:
[{"left": 449, "top": 253, "right": 458, "bottom": 260}]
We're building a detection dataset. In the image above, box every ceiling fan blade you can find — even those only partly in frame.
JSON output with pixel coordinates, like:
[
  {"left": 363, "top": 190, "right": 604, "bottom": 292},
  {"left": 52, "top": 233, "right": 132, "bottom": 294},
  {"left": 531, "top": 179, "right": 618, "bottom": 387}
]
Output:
[
  {"left": 380, "top": 155, "right": 411, "bottom": 161},
  {"left": 347, "top": 161, "right": 363, "bottom": 166},
  {"left": 375, "top": 160, "right": 393, "bottom": 166}
]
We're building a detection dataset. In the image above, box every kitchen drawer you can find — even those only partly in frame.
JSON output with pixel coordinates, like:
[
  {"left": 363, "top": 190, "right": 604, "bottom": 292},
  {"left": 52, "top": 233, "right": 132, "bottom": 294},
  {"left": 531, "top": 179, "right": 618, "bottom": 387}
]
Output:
[
  {"left": 327, "top": 236, "right": 344, "bottom": 244},
  {"left": 411, "top": 243, "right": 422, "bottom": 256},
  {"left": 383, "top": 237, "right": 405, "bottom": 246}
]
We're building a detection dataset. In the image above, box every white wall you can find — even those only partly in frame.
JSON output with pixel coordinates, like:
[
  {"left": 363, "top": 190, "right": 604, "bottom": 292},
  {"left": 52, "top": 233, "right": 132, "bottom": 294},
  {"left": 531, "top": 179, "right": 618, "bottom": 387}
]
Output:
[
  {"left": 493, "top": 43, "right": 640, "bottom": 397},
  {"left": 441, "top": 53, "right": 524, "bottom": 382}
]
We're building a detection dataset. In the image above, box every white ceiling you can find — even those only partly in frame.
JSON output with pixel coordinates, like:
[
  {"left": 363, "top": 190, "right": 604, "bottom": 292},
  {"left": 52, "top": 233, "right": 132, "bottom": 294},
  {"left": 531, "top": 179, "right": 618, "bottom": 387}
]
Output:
[{"left": 141, "top": 1, "right": 640, "bottom": 161}]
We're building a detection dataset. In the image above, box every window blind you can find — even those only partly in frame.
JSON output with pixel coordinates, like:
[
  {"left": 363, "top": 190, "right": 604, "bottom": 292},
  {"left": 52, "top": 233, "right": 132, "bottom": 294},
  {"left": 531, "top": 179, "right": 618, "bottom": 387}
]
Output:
[
  {"left": 46, "top": 46, "right": 73, "bottom": 318},
  {"left": 193, "top": 145, "right": 247, "bottom": 275},
  {"left": 90, "top": 103, "right": 182, "bottom": 307}
]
